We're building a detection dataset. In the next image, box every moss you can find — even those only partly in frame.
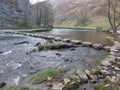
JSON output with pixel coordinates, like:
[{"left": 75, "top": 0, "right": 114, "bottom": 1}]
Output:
[
  {"left": 72, "top": 70, "right": 78, "bottom": 76},
  {"left": 94, "top": 79, "right": 119, "bottom": 90},
  {"left": 30, "top": 68, "right": 70, "bottom": 84},
  {"left": 107, "top": 39, "right": 115, "bottom": 46},
  {"left": 90, "top": 68, "right": 102, "bottom": 75},
  {"left": 37, "top": 45, "right": 44, "bottom": 51},
  {"left": 30, "top": 48, "right": 37, "bottom": 53},
  {"left": 5, "top": 86, "right": 36, "bottom": 90},
  {"left": 62, "top": 82, "right": 80, "bottom": 90}
]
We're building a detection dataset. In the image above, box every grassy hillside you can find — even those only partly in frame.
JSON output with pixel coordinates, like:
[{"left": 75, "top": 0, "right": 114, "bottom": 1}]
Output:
[{"left": 50, "top": 0, "right": 110, "bottom": 28}]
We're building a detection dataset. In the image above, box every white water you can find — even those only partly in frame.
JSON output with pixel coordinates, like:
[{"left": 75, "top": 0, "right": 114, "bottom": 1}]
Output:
[{"left": 1, "top": 50, "right": 12, "bottom": 55}]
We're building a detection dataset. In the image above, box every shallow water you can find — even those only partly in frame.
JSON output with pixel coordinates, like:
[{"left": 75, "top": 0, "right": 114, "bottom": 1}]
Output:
[
  {"left": 30, "top": 28, "right": 112, "bottom": 45},
  {"left": 0, "top": 31, "right": 108, "bottom": 89}
]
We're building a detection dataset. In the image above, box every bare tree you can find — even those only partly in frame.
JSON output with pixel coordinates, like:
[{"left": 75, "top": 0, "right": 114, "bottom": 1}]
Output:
[
  {"left": 107, "top": 0, "right": 120, "bottom": 34},
  {"left": 35, "top": 0, "right": 54, "bottom": 28}
]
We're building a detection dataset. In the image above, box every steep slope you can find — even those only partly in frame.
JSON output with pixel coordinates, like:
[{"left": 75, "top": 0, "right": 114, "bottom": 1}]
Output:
[
  {"left": 50, "top": 0, "right": 109, "bottom": 27},
  {"left": 0, "top": 0, "right": 36, "bottom": 28}
]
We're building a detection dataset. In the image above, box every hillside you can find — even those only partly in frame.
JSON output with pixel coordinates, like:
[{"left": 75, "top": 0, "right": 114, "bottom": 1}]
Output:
[{"left": 50, "top": 0, "right": 110, "bottom": 28}]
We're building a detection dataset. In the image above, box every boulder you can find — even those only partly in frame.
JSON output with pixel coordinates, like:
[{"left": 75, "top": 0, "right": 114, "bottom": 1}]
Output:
[
  {"left": 47, "top": 36, "right": 54, "bottom": 39},
  {"left": 71, "top": 40, "right": 82, "bottom": 45},
  {"left": 85, "top": 70, "right": 91, "bottom": 78},
  {"left": 63, "top": 78, "right": 71, "bottom": 85},
  {"left": 47, "top": 77, "right": 53, "bottom": 81},
  {"left": 101, "top": 59, "right": 111, "bottom": 67},
  {"left": 54, "top": 37, "right": 62, "bottom": 41},
  {"left": 69, "top": 75, "right": 80, "bottom": 82},
  {"left": 103, "top": 46, "right": 111, "bottom": 52},
  {"left": 63, "top": 38, "right": 71, "bottom": 43},
  {"left": 52, "top": 83, "right": 65, "bottom": 90},
  {"left": 82, "top": 42, "right": 92, "bottom": 47},
  {"left": 92, "top": 44, "right": 102, "bottom": 50},
  {"left": 0, "top": 82, "right": 6, "bottom": 88},
  {"left": 101, "top": 70, "right": 110, "bottom": 77},
  {"left": 77, "top": 69, "right": 88, "bottom": 81}
]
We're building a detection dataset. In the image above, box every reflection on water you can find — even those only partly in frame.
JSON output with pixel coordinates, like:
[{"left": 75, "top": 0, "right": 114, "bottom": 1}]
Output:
[{"left": 32, "top": 29, "right": 113, "bottom": 45}]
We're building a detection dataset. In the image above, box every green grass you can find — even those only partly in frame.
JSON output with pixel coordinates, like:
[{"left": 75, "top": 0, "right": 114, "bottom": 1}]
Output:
[
  {"left": 54, "top": 21, "right": 110, "bottom": 30},
  {"left": 54, "top": 25, "right": 95, "bottom": 30},
  {"left": 30, "top": 68, "right": 70, "bottom": 84},
  {"left": 72, "top": 69, "right": 78, "bottom": 76},
  {"left": 94, "top": 79, "right": 119, "bottom": 90},
  {"left": 88, "top": 21, "right": 110, "bottom": 28},
  {"left": 5, "top": 86, "right": 36, "bottom": 90}
]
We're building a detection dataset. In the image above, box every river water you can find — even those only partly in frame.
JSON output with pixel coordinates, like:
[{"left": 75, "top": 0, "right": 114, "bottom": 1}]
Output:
[
  {"left": 0, "top": 30, "right": 109, "bottom": 90},
  {"left": 29, "top": 28, "right": 113, "bottom": 45}
]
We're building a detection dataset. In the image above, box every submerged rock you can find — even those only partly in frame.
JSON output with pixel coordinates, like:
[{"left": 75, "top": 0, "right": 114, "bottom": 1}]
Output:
[{"left": 0, "top": 82, "right": 6, "bottom": 88}]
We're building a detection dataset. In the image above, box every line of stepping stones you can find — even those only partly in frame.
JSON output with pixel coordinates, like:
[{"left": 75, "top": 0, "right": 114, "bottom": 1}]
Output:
[{"left": 7, "top": 31, "right": 112, "bottom": 52}]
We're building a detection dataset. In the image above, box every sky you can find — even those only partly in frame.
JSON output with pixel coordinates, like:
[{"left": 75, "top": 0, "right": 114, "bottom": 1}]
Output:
[{"left": 30, "top": 0, "right": 45, "bottom": 4}]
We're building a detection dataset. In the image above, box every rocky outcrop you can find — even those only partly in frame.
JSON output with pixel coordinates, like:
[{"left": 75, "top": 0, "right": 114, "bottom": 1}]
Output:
[{"left": 0, "top": 0, "right": 35, "bottom": 28}]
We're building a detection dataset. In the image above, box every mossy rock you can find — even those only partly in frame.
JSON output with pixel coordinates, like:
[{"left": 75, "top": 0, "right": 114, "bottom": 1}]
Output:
[
  {"left": 94, "top": 79, "right": 119, "bottom": 90},
  {"left": 62, "top": 82, "right": 80, "bottom": 90},
  {"left": 30, "top": 68, "right": 70, "bottom": 84}
]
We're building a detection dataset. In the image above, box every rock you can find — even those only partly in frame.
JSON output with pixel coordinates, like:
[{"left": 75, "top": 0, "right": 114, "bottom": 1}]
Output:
[
  {"left": 107, "top": 37, "right": 114, "bottom": 40},
  {"left": 63, "top": 38, "right": 71, "bottom": 42},
  {"left": 62, "top": 82, "right": 79, "bottom": 90},
  {"left": 101, "top": 70, "right": 110, "bottom": 77},
  {"left": 103, "top": 46, "right": 111, "bottom": 52},
  {"left": 101, "top": 58, "right": 112, "bottom": 67},
  {"left": 14, "top": 41, "right": 29, "bottom": 45},
  {"left": 82, "top": 42, "right": 92, "bottom": 47},
  {"left": 85, "top": 70, "right": 91, "bottom": 78},
  {"left": 92, "top": 44, "right": 102, "bottom": 50},
  {"left": 116, "top": 74, "right": 120, "bottom": 82},
  {"left": 63, "top": 78, "right": 71, "bottom": 85},
  {"left": 70, "top": 48, "right": 75, "bottom": 51},
  {"left": 0, "top": 51, "right": 3, "bottom": 54},
  {"left": 64, "top": 58, "right": 70, "bottom": 62},
  {"left": 114, "top": 67, "right": 120, "bottom": 71},
  {"left": 69, "top": 75, "right": 80, "bottom": 82},
  {"left": 54, "top": 37, "right": 62, "bottom": 41},
  {"left": 47, "top": 36, "right": 54, "bottom": 39},
  {"left": 71, "top": 40, "right": 82, "bottom": 45},
  {"left": 115, "top": 57, "right": 120, "bottom": 62},
  {"left": 47, "top": 77, "right": 53, "bottom": 81},
  {"left": 77, "top": 69, "right": 88, "bottom": 81},
  {"left": 55, "top": 52, "right": 61, "bottom": 56},
  {"left": 52, "top": 83, "right": 65, "bottom": 90},
  {"left": 0, "top": 82, "right": 6, "bottom": 88},
  {"left": 104, "top": 84, "right": 110, "bottom": 87},
  {"left": 36, "top": 42, "right": 41, "bottom": 46}
]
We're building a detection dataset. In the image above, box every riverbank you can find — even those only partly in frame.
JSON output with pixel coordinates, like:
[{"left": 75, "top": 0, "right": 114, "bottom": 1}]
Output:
[{"left": 54, "top": 26, "right": 96, "bottom": 30}]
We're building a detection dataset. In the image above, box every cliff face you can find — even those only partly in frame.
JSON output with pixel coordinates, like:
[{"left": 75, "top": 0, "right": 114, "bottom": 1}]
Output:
[{"left": 0, "top": 0, "right": 36, "bottom": 28}]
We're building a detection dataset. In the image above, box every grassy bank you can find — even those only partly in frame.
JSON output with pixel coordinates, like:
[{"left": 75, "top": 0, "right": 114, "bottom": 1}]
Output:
[
  {"left": 54, "top": 26, "right": 96, "bottom": 30},
  {"left": 54, "top": 21, "right": 110, "bottom": 30}
]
